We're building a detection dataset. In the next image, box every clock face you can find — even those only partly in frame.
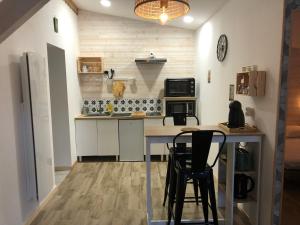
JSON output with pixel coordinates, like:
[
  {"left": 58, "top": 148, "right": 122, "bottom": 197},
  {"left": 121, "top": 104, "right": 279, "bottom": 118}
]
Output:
[{"left": 217, "top": 34, "right": 228, "bottom": 62}]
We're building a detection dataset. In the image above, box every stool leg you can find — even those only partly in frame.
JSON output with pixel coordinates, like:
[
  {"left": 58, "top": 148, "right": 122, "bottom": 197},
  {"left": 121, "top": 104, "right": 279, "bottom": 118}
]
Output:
[
  {"left": 193, "top": 178, "right": 199, "bottom": 205},
  {"left": 163, "top": 155, "right": 171, "bottom": 206},
  {"left": 167, "top": 160, "right": 176, "bottom": 225},
  {"left": 199, "top": 180, "right": 209, "bottom": 224},
  {"left": 174, "top": 170, "right": 187, "bottom": 225},
  {"left": 208, "top": 171, "right": 218, "bottom": 225}
]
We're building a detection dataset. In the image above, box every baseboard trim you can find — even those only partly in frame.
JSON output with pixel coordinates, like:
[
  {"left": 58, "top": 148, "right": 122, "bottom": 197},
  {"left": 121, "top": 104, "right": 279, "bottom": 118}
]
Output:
[
  {"left": 24, "top": 161, "right": 77, "bottom": 225},
  {"left": 55, "top": 166, "right": 71, "bottom": 171},
  {"left": 55, "top": 161, "right": 77, "bottom": 171},
  {"left": 24, "top": 185, "right": 58, "bottom": 225}
]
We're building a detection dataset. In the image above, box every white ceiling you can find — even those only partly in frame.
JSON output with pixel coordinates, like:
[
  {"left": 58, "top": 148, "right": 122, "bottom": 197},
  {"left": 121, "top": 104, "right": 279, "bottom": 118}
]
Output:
[{"left": 73, "top": 0, "right": 228, "bottom": 30}]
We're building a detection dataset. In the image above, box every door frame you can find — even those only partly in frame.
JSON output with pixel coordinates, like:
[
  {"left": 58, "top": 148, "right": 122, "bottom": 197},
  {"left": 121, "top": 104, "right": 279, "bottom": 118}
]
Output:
[{"left": 273, "top": 1, "right": 300, "bottom": 225}]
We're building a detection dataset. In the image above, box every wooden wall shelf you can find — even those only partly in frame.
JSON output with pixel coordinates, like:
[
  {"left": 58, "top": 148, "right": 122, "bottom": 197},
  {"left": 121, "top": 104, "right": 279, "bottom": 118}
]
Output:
[
  {"left": 236, "top": 71, "right": 266, "bottom": 96},
  {"left": 77, "top": 57, "right": 103, "bottom": 74}
]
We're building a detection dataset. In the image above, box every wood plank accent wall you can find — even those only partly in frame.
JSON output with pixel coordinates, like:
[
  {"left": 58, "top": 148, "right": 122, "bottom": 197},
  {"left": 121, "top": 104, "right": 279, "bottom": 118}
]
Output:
[
  {"left": 286, "top": 10, "right": 300, "bottom": 125},
  {"left": 78, "top": 11, "right": 195, "bottom": 99}
]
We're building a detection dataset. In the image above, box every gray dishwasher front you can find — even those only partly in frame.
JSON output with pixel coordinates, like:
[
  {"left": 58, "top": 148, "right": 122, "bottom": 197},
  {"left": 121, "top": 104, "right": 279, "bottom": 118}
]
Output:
[{"left": 119, "top": 119, "right": 144, "bottom": 161}]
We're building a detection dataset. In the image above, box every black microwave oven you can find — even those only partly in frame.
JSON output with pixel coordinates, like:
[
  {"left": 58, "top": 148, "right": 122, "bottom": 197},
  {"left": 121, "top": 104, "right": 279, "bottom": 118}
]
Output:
[
  {"left": 166, "top": 100, "right": 196, "bottom": 116},
  {"left": 164, "top": 78, "right": 195, "bottom": 97}
]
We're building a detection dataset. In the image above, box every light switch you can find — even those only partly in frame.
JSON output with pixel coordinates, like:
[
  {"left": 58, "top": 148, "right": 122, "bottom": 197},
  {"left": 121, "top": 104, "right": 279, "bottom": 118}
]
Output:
[
  {"left": 229, "top": 84, "right": 234, "bottom": 101},
  {"left": 208, "top": 70, "right": 211, "bottom": 83}
]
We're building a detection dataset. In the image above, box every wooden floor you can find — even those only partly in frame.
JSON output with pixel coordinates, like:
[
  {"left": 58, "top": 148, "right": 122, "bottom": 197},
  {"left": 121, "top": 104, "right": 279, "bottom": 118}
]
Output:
[
  {"left": 282, "top": 169, "right": 300, "bottom": 225},
  {"left": 30, "top": 162, "right": 251, "bottom": 225}
]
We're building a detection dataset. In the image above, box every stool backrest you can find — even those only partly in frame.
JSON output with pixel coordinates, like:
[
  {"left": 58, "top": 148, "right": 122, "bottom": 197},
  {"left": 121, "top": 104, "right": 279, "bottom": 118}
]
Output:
[
  {"left": 173, "top": 130, "right": 226, "bottom": 171},
  {"left": 163, "top": 113, "right": 199, "bottom": 126},
  {"left": 192, "top": 131, "right": 214, "bottom": 171}
]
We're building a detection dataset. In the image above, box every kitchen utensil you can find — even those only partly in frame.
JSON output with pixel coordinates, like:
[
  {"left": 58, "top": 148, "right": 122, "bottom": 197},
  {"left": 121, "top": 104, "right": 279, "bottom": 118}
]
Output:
[
  {"left": 82, "top": 106, "right": 89, "bottom": 115},
  {"left": 234, "top": 174, "right": 255, "bottom": 199},
  {"left": 236, "top": 147, "right": 252, "bottom": 171},
  {"left": 82, "top": 65, "right": 88, "bottom": 73},
  {"left": 112, "top": 81, "right": 126, "bottom": 97},
  {"left": 110, "top": 69, "right": 115, "bottom": 79},
  {"left": 132, "top": 112, "right": 145, "bottom": 118}
]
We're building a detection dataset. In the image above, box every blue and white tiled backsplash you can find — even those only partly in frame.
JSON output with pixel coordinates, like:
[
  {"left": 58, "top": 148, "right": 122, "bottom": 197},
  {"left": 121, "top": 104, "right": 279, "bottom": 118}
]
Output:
[{"left": 83, "top": 98, "right": 163, "bottom": 113}]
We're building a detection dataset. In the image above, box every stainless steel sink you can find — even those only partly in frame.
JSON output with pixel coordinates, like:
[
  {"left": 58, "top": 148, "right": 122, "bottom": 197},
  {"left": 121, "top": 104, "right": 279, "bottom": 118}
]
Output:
[
  {"left": 86, "top": 112, "right": 110, "bottom": 117},
  {"left": 111, "top": 113, "right": 132, "bottom": 117}
]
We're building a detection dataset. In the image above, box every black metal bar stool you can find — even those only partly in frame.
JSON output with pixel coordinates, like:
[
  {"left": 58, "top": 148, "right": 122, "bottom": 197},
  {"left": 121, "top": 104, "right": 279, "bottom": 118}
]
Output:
[
  {"left": 162, "top": 113, "right": 200, "bottom": 206},
  {"left": 167, "top": 130, "right": 226, "bottom": 225}
]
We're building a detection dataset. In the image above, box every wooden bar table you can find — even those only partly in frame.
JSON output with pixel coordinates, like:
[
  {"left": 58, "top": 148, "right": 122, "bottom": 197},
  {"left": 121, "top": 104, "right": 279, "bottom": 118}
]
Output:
[{"left": 144, "top": 125, "right": 263, "bottom": 225}]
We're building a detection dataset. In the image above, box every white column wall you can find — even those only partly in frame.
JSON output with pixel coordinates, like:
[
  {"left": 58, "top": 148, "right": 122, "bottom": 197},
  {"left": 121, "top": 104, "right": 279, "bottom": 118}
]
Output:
[
  {"left": 195, "top": 0, "right": 284, "bottom": 224},
  {"left": 0, "top": 0, "right": 81, "bottom": 224}
]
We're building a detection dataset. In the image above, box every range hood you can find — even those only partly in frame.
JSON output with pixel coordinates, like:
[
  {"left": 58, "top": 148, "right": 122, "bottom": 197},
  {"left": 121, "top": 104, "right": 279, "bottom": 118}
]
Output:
[{"left": 135, "top": 58, "right": 167, "bottom": 64}]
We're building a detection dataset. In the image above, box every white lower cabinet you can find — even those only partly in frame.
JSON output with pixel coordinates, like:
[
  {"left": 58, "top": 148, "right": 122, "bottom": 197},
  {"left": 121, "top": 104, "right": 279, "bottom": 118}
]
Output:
[
  {"left": 97, "top": 120, "right": 119, "bottom": 156},
  {"left": 75, "top": 120, "right": 119, "bottom": 158},
  {"left": 144, "top": 119, "right": 166, "bottom": 155},
  {"left": 75, "top": 118, "right": 167, "bottom": 159},
  {"left": 75, "top": 120, "right": 98, "bottom": 156}
]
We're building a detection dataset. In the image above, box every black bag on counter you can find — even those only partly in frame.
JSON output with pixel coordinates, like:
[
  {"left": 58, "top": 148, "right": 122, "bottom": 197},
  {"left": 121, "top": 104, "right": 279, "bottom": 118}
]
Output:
[{"left": 228, "top": 101, "right": 245, "bottom": 128}]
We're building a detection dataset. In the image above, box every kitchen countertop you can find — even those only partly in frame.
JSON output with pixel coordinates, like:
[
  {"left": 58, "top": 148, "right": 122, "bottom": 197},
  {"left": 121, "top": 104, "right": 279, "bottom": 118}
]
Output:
[{"left": 75, "top": 114, "right": 165, "bottom": 120}]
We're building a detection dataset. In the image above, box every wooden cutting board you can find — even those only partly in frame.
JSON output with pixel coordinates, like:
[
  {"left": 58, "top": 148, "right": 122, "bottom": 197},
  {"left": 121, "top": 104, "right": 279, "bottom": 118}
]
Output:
[
  {"left": 218, "top": 122, "right": 258, "bottom": 133},
  {"left": 131, "top": 112, "right": 145, "bottom": 118}
]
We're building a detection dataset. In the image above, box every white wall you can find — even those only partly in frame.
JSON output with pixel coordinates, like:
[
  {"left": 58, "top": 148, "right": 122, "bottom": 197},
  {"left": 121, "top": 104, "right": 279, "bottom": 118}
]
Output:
[
  {"left": 0, "top": 0, "right": 81, "bottom": 224},
  {"left": 195, "top": 0, "right": 284, "bottom": 224},
  {"left": 0, "top": 0, "right": 49, "bottom": 43}
]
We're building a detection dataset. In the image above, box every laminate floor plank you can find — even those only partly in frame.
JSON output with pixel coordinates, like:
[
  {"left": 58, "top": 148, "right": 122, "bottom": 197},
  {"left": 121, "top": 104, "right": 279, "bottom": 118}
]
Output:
[{"left": 30, "top": 162, "right": 250, "bottom": 225}]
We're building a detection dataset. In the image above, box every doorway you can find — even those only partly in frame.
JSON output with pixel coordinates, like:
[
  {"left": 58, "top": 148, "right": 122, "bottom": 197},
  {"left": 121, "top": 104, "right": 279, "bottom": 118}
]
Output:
[
  {"left": 47, "top": 43, "right": 71, "bottom": 185},
  {"left": 281, "top": 9, "right": 300, "bottom": 225}
]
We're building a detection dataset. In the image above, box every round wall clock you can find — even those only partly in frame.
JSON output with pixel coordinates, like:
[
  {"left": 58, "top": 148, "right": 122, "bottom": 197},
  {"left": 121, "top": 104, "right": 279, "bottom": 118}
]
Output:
[{"left": 217, "top": 34, "right": 228, "bottom": 62}]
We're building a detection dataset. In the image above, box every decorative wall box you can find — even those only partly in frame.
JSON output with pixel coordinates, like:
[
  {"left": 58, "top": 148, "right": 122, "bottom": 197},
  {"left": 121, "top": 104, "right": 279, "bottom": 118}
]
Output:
[
  {"left": 236, "top": 71, "right": 266, "bottom": 96},
  {"left": 77, "top": 57, "right": 103, "bottom": 74}
]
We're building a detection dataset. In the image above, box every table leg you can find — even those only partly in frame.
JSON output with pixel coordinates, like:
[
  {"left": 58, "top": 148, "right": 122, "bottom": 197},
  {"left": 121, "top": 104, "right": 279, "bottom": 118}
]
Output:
[
  {"left": 225, "top": 143, "right": 235, "bottom": 225},
  {"left": 218, "top": 143, "right": 226, "bottom": 208},
  {"left": 146, "top": 138, "right": 153, "bottom": 225}
]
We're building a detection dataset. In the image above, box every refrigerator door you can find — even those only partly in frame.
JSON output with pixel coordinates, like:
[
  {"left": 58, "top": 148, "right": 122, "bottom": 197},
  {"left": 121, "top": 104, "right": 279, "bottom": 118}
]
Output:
[{"left": 21, "top": 52, "right": 54, "bottom": 202}]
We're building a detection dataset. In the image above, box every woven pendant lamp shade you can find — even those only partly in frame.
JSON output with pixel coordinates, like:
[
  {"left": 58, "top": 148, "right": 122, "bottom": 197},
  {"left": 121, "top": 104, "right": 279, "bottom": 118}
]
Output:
[{"left": 134, "top": 0, "right": 190, "bottom": 20}]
